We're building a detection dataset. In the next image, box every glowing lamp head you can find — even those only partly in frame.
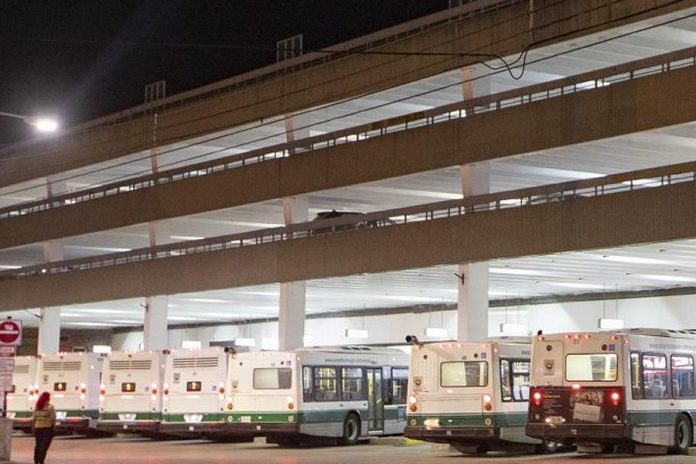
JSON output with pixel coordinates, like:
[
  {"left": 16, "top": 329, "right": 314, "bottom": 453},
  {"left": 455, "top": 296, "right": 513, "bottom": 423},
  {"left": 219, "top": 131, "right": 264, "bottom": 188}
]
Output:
[
  {"left": 33, "top": 118, "right": 59, "bottom": 133},
  {"left": 532, "top": 390, "right": 543, "bottom": 406},
  {"left": 79, "top": 382, "right": 87, "bottom": 394},
  {"left": 571, "top": 384, "right": 582, "bottom": 391},
  {"left": 610, "top": 390, "right": 621, "bottom": 406}
]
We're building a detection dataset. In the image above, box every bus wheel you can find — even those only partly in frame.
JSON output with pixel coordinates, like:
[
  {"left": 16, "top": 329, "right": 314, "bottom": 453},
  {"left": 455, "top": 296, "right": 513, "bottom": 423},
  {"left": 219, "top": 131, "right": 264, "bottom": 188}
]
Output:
[
  {"left": 339, "top": 413, "right": 360, "bottom": 446},
  {"left": 536, "top": 440, "right": 559, "bottom": 454},
  {"left": 674, "top": 414, "right": 693, "bottom": 455}
]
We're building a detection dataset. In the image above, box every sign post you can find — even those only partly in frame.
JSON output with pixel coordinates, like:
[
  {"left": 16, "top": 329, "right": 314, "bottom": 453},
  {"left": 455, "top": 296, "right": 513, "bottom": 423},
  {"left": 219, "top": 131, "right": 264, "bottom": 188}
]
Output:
[{"left": 0, "top": 319, "right": 22, "bottom": 418}]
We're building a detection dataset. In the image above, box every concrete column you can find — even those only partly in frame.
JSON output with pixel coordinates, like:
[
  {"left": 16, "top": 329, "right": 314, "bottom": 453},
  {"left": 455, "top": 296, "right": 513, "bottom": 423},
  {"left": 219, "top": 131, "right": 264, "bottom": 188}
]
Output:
[
  {"left": 284, "top": 112, "right": 311, "bottom": 154},
  {"left": 461, "top": 66, "right": 491, "bottom": 103},
  {"left": 278, "top": 193, "right": 309, "bottom": 350},
  {"left": 457, "top": 163, "right": 490, "bottom": 341},
  {"left": 38, "top": 177, "right": 65, "bottom": 354},
  {"left": 38, "top": 308, "right": 61, "bottom": 354},
  {"left": 141, "top": 221, "right": 172, "bottom": 350},
  {"left": 143, "top": 295, "right": 169, "bottom": 350}
]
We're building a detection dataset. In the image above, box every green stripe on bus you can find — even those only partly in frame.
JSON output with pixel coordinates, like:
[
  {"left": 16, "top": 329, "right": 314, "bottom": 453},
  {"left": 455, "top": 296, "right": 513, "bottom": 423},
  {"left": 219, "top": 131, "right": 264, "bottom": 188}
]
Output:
[
  {"left": 9, "top": 411, "right": 32, "bottom": 419},
  {"left": 626, "top": 410, "right": 696, "bottom": 427},
  {"left": 407, "top": 412, "right": 527, "bottom": 427},
  {"left": 161, "top": 413, "right": 229, "bottom": 423},
  {"left": 228, "top": 412, "right": 299, "bottom": 423},
  {"left": 58, "top": 409, "right": 98, "bottom": 419},
  {"left": 99, "top": 412, "right": 162, "bottom": 421}
]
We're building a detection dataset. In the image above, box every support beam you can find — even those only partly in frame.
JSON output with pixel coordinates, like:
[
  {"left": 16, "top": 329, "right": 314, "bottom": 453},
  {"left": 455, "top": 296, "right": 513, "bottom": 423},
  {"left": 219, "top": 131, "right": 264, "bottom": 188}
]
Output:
[
  {"left": 143, "top": 295, "right": 169, "bottom": 350},
  {"left": 278, "top": 193, "right": 309, "bottom": 350},
  {"left": 457, "top": 163, "right": 490, "bottom": 341},
  {"left": 4, "top": 64, "right": 696, "bottom": 249},
  {"left": 457, "top": 263, "right": 490, "bottom": 341},
  {"left": 37, "top": 178, "right": 64, "bottom": 354},
  {"left": 37, "top": 308, "right": 61, "bottom": 354}
]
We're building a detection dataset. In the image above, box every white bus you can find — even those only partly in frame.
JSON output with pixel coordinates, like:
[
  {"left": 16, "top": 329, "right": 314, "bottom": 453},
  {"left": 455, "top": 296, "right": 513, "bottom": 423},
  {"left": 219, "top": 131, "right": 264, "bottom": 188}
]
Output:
[
  {"left": 6, "top": 356, "right": 39, "bottom": 431},
  {"left": 37, "top": 352, "right": 103, "bottom": 433},
  {"left": 526, "top": 329, "right": 696, "bottom": 454},
  {"left": 403, "top": 337, "right": 552, "bottom": 453},
  {"left": 97, "top": 351, "right": 165, "bottom": 433},
  {"left": 225, "top": 347, "right": 409, "bottom": 445},
  {"left": 159, "top": 347, "right": 231, "bottom": 436}
]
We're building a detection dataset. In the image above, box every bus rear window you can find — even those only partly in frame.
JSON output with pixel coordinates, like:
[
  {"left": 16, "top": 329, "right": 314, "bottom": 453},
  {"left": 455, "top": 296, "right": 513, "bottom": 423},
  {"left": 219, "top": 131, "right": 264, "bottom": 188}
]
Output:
[
  {"left": 440, "top": 361, "right": 488, "bottom": 387},
  {"left": 566, "top": 354, "right": 617, "bottom": 382},
  {"left": 253, "top": 368, "right": 292, "bottom": 389}
]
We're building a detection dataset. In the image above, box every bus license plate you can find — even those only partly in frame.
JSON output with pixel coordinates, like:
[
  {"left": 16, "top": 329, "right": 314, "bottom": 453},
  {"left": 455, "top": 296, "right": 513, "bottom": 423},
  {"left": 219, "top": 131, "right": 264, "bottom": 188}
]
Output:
[
  {"left": 546, "top": 416, "right": 565, "bottom": 424},
  {"left": 240, "top": 416, "right": 251, "bottom": 423}
]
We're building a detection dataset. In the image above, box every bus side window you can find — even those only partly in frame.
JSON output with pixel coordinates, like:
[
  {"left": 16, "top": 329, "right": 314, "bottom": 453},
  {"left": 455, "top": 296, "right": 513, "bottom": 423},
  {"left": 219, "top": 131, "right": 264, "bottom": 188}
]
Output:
[
  {"left": 642, "top": 353, "right": 668, "bottom": 399},
  {"left": 500, "top": 360, "right": 512, "bottom": 402},
  {"left": 313, "top": 367, "right": 338, "bottom": 402},
  {"left": 391, "top": 368, "right": 408, "bottom": 405},
  {"left": 671, "top": 355, "right": 695, "bottom": 399},
  {"left": 303, "top": 366, "right": 314, "bottom": 402},
  {"left": 383, "top": 366, "right": 393, "bottom": 405},
  {"left": 630, "top": 352, "right": 643, "bottom": 399}
]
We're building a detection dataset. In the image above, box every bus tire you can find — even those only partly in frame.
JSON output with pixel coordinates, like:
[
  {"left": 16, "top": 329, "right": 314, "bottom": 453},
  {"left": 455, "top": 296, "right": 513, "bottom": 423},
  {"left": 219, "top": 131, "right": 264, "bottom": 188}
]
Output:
[
  {"left": 339, "top": 413, "right": 360, "bottom": 446},
  {"left": 536, "top": 440, "right": 559, "bottom": 454},
  {"left": 674, "top": 414, "right": 692, "bottom": 455}
]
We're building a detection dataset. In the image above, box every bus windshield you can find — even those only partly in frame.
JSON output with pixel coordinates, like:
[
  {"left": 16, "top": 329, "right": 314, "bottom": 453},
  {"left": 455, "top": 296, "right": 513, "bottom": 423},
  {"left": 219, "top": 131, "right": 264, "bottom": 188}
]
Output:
[{"left": 566, "top": 353, "right": 617, "bottom": 382}]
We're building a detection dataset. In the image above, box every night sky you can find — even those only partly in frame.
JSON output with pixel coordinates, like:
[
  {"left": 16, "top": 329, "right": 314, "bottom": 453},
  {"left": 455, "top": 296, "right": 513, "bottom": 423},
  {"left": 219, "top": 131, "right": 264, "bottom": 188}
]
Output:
[{"left": 0, "top": 1, "right": 448, "bottom": 143}]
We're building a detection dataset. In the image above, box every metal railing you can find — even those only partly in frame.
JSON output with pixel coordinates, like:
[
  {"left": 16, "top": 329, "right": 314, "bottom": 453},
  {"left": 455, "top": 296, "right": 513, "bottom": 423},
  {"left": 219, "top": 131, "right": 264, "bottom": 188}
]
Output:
[
  {"left": 2, "top": 45, "right": 695, "bottom": 221},
  {"left": 2, "top": 160, "right": 695, "bottom": 282}
]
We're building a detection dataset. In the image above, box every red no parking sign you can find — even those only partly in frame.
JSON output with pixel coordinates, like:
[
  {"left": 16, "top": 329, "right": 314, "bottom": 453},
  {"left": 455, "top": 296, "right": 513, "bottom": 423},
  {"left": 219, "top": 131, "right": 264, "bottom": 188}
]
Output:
[{"left": 0, "top": 320, "right": 22, "bottom": 346}]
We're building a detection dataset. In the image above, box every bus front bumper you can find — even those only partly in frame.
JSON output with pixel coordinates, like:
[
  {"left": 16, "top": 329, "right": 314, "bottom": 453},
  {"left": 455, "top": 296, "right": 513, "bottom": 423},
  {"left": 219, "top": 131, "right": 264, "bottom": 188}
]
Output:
[
  {"left": 96, "top": 420, "right": 160, "bottom": 433},
  {"left": 56, "top": 418, "right": 91, "bottom": 432},
  {"left": 404, "top": 425, "right": 498, "bottom": 442},
  {"left": 526, "top": 423, "right": 628, "bottom": 442}
]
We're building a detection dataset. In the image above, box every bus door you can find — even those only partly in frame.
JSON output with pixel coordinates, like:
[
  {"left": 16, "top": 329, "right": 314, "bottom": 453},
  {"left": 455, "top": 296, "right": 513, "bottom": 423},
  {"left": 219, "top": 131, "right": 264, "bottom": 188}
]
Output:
[{"left": 366, "top": 368, "right": 384, "bottom": 432}]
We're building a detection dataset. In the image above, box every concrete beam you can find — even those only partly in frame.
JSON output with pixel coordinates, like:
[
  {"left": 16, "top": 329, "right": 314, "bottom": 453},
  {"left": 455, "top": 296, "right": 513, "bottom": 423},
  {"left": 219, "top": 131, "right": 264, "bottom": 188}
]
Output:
[
  {"left": 3, "top": 64, "right": 696, "bottom": 249},
  {"left": 0, "top": 180, "right": 695, "bottom": 311},
  {"left": 1, "top": 0, "right": 692, "bottom": 187}
]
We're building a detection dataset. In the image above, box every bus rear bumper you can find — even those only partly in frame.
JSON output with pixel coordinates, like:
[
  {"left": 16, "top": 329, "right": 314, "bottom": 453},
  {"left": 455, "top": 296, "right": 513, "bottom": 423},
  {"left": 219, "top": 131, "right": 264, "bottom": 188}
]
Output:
[
  {"left": 526, "top": 423, "right": 628, "bottom": 442},
  {"left": 96, "top": 421, "right": 160, "bottom": 433},
  {"left": 404, "top": 425, "right": 498, "bottom": 442},
  {"left": 227, "top": 422, "right": 301, "bottom": 435},
  {"left": 56, "top": 418, "right": 92, "bottom": 432},
  {"left": 159, "top": 422, "right": 229, "bottom": 434}
]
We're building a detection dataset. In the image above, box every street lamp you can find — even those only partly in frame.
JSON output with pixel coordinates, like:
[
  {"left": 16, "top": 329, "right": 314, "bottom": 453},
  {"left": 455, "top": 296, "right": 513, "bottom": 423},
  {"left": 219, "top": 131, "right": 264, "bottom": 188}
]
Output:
[{"left": 0, "top": 112, "right": 59, "bottom": 133}]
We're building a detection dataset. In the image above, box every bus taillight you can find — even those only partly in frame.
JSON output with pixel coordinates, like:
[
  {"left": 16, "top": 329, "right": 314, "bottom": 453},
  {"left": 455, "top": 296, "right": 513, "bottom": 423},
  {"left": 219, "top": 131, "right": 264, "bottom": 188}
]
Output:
[
  {"left": 610, "top": 390, "right": 621, "bottom": 406},
  {"left": 482, "top": 394, "right": 493, "bottom": 411},
  {"left": 532, "top": 390, "right": 542, "bottom": 406},
  {"left": 409, "top": 395, "right": 418, "bottom": 412}
]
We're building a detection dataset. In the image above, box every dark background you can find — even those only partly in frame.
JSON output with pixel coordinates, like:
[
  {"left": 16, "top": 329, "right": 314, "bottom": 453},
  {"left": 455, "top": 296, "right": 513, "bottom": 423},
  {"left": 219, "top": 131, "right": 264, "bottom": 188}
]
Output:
[{"left": 0, "top": 1, "right": 449, "bottom": 143}]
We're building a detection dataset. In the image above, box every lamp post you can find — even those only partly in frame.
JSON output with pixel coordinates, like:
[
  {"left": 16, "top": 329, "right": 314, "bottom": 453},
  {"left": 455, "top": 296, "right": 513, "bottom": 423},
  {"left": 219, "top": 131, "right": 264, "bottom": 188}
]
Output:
[{"left": 0, "top": 111, "right": 59, "bottom": 133}]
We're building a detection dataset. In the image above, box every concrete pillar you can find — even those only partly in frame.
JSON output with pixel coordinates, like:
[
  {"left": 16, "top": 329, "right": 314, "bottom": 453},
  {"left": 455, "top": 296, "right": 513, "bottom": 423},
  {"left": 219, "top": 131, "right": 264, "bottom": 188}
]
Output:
[
  {"left": 461, "top": 66, "right": 491, "bottom": 103},
  {"left": 278, "top": 190, "right": 309, "bottom": 350},
  {"left": 457, "top": 164, "right": 490, "bottom": 341},
  {"left": 141, "top": 221, "right": 172, "bottom": 350},
  {"left": 38, "top": 177, "right": 65, "bottom": 354},
  {"left": 143, "top": 295, "right": 169, "bottom": 350},
  {"left": 38, "top": 308, "right": 61, "bottom": 354}
]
